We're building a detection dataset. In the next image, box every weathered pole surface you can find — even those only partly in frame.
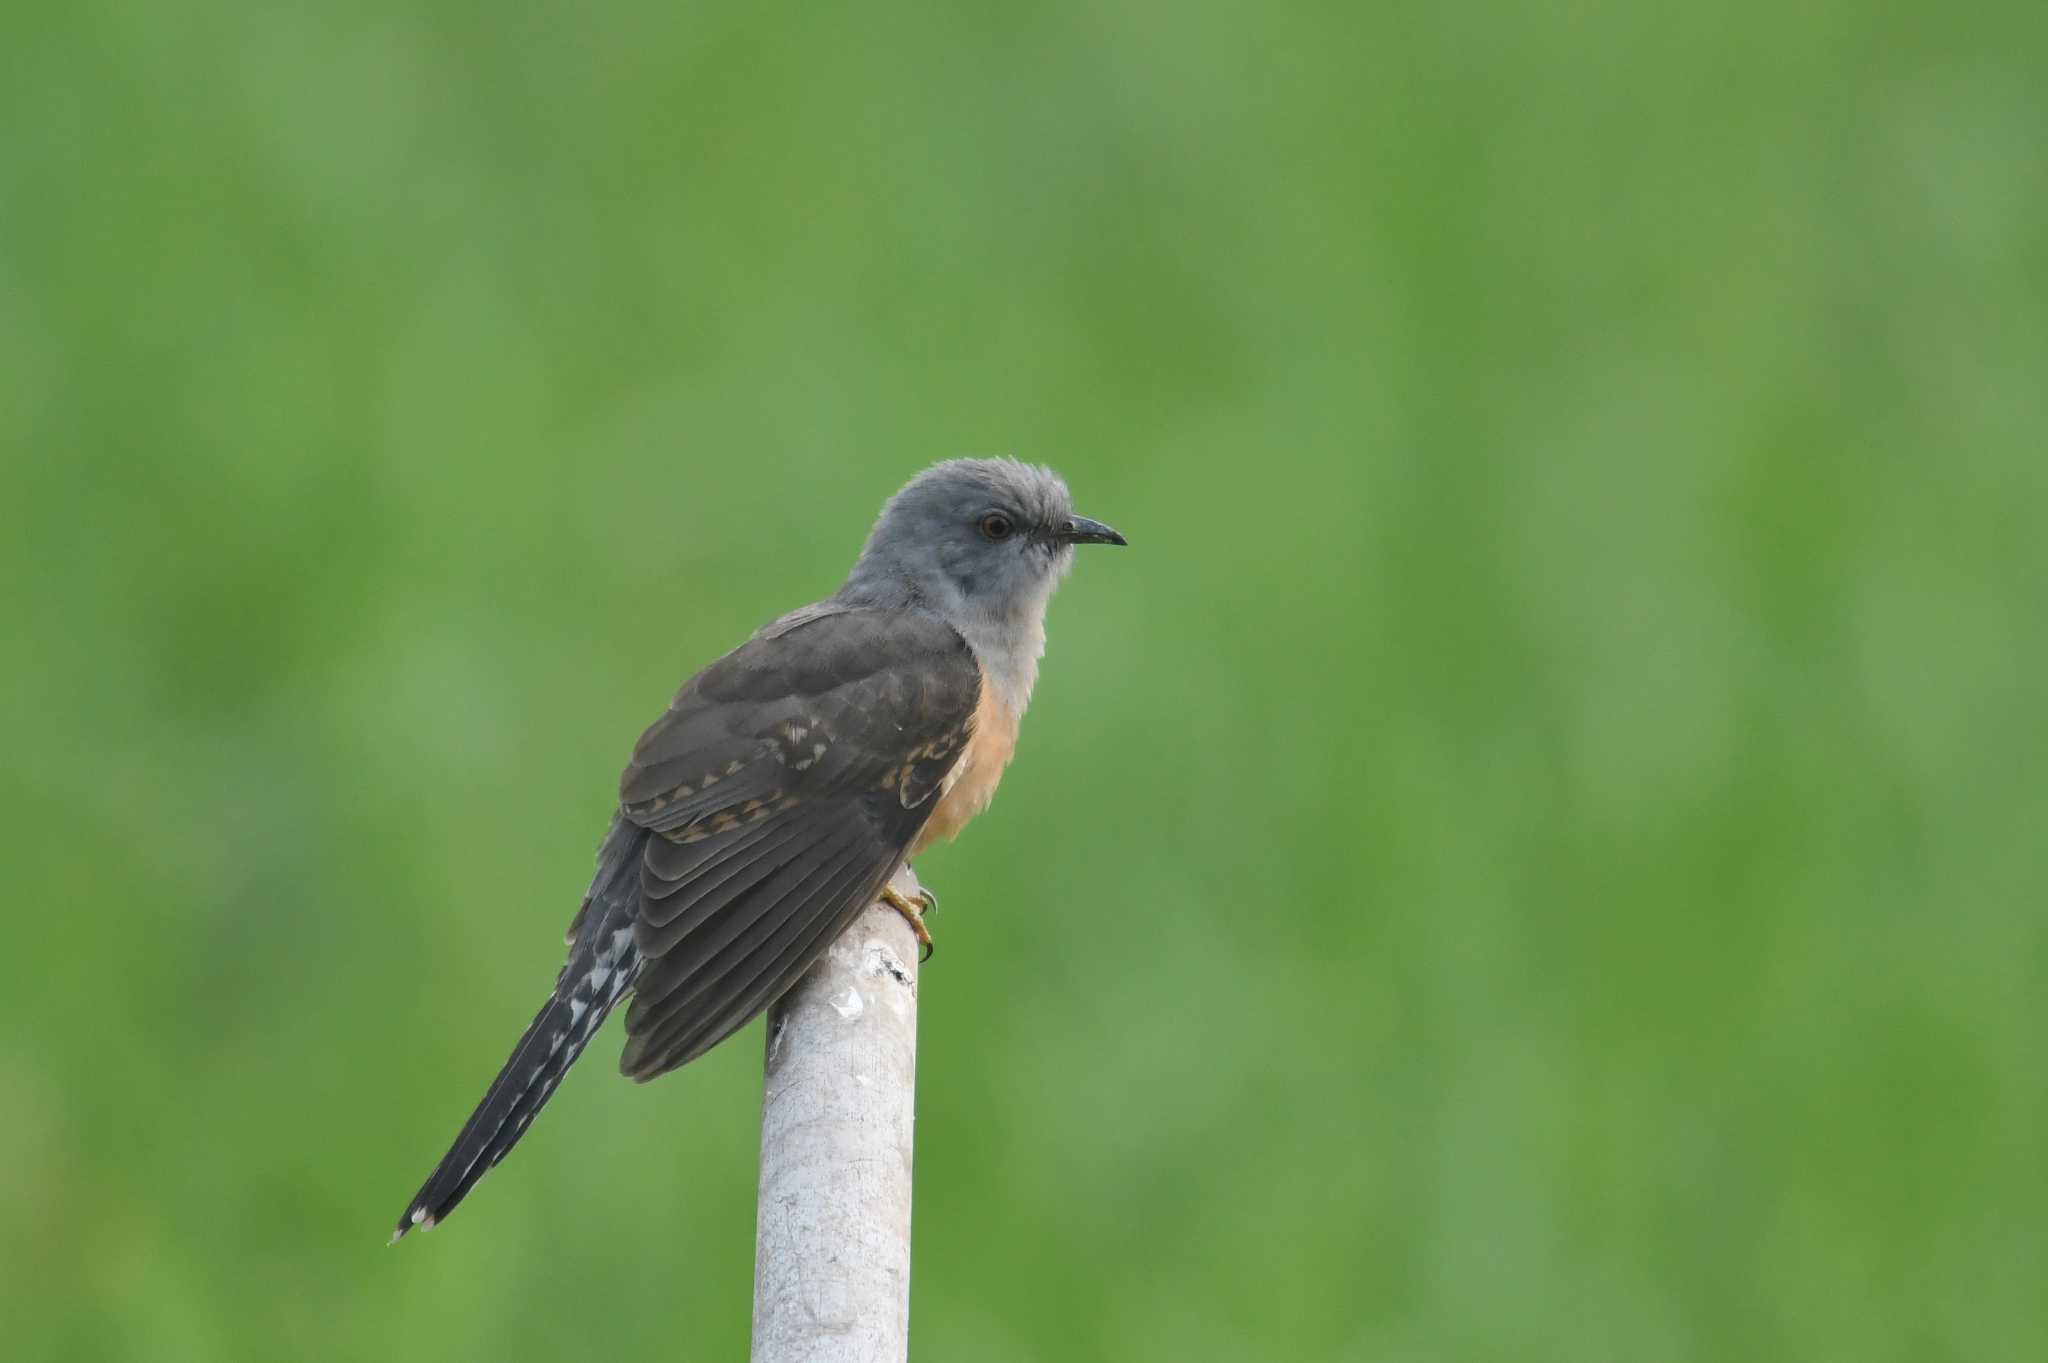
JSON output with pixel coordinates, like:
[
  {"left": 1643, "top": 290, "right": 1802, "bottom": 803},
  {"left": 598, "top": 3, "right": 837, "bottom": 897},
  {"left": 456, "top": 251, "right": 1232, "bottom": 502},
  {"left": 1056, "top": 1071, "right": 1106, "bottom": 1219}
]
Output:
[{"left": 749, "top": 867, "right": 924, "bottom": 1363}]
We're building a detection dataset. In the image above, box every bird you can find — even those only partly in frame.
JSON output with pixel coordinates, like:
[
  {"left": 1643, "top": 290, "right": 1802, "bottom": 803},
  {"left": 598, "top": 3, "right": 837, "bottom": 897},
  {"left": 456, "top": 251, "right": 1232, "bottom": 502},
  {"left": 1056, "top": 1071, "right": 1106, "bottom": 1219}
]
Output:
[{"left": 392, "top": 458, "right": 1126, "bottom": 1241}]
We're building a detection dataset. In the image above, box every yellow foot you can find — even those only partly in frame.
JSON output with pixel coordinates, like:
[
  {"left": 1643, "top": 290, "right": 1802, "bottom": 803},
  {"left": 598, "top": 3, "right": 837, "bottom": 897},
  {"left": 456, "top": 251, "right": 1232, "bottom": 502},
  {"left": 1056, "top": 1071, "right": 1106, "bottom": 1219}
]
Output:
[{"left": 879, "top": 884, "right": 937, "bottom": 962}]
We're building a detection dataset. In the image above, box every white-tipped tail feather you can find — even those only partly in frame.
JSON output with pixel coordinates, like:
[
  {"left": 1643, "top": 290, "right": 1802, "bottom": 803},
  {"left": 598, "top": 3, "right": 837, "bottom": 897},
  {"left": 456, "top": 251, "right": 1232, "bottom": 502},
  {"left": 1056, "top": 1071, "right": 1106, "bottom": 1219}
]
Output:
[{"left": 391, "top": 825, "right": 643, "bottom": 1241}]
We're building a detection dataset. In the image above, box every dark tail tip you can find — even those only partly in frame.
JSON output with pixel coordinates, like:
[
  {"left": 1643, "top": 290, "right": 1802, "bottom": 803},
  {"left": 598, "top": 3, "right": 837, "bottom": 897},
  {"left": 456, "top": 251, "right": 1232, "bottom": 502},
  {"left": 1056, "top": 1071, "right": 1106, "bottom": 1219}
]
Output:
[
  {"left": 390, "top": 967, "right": 625, "bottom": 1241},
  {"left": 391, "top": 872, "right": 642, "bottom": 1244}
]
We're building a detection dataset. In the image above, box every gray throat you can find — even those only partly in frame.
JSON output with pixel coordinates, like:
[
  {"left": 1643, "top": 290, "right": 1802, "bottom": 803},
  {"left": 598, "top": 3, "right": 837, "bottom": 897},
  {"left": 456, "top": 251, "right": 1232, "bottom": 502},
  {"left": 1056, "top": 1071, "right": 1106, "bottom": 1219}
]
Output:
[
  {"left": 947, "top": 604, "right": 1047, "bottom": 716},
  {"left": 831, "top": 570, "right": 1051, "bottom": 717}
]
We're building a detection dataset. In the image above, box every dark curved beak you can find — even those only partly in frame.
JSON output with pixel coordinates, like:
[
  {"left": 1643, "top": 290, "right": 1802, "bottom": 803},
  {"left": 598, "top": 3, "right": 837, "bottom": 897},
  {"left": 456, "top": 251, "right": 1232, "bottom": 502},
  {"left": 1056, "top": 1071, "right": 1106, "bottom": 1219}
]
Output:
[{"left": 1057, "top": 515, "right": 1128, "bottom": 547}]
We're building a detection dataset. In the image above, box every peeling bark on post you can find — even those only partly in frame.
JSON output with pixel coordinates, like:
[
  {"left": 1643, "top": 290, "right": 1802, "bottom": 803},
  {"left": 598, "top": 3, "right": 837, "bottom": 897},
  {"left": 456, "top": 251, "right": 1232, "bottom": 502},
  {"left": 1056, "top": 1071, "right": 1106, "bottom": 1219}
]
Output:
[{"left": 750, "top": 868, "right": 923, "bottom": 1363}]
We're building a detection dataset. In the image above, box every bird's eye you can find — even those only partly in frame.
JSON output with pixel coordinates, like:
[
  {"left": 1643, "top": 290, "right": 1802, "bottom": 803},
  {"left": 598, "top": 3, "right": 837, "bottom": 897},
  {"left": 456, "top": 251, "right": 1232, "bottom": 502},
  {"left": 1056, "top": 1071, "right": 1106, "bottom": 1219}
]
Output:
[{"left": 977, "top": 512, "right": 1015, "bottom": 541}]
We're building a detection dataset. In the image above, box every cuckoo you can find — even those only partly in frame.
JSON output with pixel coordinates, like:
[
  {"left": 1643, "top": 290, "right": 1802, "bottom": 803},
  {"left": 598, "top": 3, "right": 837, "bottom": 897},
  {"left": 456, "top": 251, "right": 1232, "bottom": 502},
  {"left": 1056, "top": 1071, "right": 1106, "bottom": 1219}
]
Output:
[{"left": 392, "top": 459, "right": 1125, "bottom": 1239}]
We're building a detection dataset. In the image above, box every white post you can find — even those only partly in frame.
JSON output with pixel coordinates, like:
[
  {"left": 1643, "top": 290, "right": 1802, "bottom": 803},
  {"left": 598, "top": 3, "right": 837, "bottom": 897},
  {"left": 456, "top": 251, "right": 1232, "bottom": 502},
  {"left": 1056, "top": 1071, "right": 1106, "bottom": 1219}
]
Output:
[{"left": 749, "top": 868, "right": 924, "bottom": 1363}]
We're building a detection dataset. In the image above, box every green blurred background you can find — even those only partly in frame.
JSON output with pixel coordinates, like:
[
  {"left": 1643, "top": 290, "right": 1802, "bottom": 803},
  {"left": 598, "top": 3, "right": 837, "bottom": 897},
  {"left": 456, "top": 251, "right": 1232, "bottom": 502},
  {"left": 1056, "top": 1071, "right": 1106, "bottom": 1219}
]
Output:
[{"left": 3, "top": 1, "right": 2043, "bottom": 1359}]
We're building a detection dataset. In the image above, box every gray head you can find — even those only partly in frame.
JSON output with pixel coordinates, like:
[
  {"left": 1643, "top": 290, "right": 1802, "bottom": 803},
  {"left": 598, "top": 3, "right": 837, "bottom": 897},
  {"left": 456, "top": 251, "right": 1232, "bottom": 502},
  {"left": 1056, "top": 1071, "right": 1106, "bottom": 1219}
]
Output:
[{"left": 837, "top": 459, "right": 1125, "bottom": 705}]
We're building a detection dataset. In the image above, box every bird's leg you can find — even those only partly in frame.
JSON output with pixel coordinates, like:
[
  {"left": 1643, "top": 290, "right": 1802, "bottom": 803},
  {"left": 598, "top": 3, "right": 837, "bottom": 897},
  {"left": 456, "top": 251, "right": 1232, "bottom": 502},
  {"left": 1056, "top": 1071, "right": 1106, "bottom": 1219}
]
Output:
[{"left": 878, "top": 884, "right": 937, "bottom": 962}]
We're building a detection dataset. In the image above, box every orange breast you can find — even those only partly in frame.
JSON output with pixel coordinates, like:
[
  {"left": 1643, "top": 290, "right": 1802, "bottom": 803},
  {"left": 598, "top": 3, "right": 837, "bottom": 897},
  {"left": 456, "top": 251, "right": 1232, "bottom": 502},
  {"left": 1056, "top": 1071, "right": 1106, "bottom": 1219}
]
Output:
[{"left": 910, "top": 679, "right": 1018, "bottom": 855}]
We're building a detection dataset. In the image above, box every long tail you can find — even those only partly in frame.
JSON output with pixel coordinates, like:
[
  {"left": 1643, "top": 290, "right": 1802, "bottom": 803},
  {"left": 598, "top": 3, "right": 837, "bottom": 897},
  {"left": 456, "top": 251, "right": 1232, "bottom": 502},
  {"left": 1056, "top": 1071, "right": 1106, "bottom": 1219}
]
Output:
[{"left": 392, "top": 822, "right": 645, "bottom": 1241}]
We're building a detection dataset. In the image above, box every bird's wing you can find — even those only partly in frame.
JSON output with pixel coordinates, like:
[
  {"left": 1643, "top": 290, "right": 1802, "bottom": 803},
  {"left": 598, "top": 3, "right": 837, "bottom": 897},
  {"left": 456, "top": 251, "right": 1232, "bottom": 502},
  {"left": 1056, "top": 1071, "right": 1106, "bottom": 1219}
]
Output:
[{"left": 613, "top": 606, "right": 980, "bottom": 1079}]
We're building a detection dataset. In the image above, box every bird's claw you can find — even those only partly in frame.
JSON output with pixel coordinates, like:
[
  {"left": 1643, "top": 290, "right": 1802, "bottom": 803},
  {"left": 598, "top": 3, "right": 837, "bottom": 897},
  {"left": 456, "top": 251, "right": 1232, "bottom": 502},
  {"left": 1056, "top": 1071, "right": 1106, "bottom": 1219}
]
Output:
[{"left": 879, "top": 884, "right": 936, "bottom": 963}]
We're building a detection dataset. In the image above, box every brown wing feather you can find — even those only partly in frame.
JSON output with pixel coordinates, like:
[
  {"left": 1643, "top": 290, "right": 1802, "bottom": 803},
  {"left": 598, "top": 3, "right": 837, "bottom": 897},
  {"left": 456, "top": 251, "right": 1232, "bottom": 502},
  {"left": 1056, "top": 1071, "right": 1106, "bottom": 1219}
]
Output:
[{"left": 612, "top": 607, "right": 980, "bottom": 1080}]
